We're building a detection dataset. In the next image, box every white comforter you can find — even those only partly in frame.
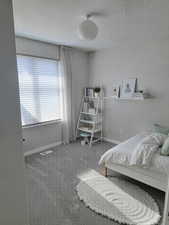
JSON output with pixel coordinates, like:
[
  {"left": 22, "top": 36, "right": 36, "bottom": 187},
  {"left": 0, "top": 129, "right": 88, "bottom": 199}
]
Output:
[{"left": 99, "top": 132, "right": 169, "bottom": 174}]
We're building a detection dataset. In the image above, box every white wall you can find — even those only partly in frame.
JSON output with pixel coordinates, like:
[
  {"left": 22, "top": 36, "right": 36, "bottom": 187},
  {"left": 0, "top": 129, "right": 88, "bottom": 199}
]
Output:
[
  {"left": 15, "top": 37, "right": 89, "bottom": 153},
  {"left": 22, "top": 122, "right": 62, "bottom": 153},
  {"left": 89, "top": 0, "right": 169, "bottom": 142},
  {"left": 71, "top": 49, "right": 89, "bottom": 124},
  {"left": 0, "top": 1, "right": 27, "bottom": 224}
]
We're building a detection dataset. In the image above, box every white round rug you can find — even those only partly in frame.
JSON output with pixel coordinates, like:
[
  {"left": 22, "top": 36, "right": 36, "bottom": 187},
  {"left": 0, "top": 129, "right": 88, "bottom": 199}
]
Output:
[{"left": 76, "top": 170, "right": 160, "bottom": 225}]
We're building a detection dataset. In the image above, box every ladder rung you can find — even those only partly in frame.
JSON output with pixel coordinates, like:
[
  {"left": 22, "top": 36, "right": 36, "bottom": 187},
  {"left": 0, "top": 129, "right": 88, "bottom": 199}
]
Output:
[
  {"left": 79, "top": 119, "right": 95, "bottom": 124},
  {"left": 79, "top": 119, "right": 101, "bottom": 124},
  {"left": 83, "top": 96, "right": 100, "bottom": 99},
  {"left": 78, "top": 127, "right": 101, "bottom": 133},
  {"left": 80, "top": 112, "right": 97, "bottom": 116}
]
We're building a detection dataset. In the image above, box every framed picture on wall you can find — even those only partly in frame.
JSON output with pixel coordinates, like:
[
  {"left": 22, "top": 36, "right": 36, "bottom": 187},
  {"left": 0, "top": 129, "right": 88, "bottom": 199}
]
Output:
[
  {"left": 120, "top": 78, "right": 137, "bottom": 99},
  {"left": 112, "top": 85, "right": 120, "bottom": 98}
]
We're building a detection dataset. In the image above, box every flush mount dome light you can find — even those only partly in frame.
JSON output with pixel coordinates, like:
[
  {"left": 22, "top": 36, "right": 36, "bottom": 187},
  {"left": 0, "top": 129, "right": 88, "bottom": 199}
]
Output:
[{"left": 78, "top": 14, "right": 98, "bottom": 40}]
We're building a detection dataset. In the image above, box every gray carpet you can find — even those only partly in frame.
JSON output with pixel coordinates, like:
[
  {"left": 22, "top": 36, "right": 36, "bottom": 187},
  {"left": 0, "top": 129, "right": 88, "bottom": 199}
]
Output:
[{"left": 25, "top": 141, "right": 164, "bottom": 225}]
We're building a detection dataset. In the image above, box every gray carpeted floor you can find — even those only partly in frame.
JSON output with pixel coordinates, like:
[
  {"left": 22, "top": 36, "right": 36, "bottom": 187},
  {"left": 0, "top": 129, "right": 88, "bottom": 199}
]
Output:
[{"left": 25, "top": 141, "right": 164, "bottom": 225}]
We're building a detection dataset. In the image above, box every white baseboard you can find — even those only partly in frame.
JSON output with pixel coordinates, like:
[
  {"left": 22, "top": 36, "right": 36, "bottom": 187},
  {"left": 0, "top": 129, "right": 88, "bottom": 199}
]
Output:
[
  {"left": 103, "top": 137, "right": 121, "bottom": 145},
  {"left": 24, "top": 141, "right": 62, "bottom": 157}
]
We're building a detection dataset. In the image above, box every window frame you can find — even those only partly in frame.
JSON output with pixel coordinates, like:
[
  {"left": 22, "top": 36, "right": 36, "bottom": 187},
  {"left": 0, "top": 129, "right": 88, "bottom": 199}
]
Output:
[
  {"left": 16, "top": 53, "right": 62, "bottom": 127},
  {"left": 22, "top": 119, "right": 61, "bottom": 129}
]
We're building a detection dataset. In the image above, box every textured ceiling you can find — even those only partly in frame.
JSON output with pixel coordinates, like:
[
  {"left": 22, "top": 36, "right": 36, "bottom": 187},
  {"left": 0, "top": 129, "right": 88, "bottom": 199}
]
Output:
[{"left": 12, "top": 0, "right": 169, "bottom": 51}]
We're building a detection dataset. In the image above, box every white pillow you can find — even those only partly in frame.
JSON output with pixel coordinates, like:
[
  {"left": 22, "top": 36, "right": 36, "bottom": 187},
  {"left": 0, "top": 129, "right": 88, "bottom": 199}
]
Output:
[{"left": 130, "top": 133, "right": 167, "bottom": 167}]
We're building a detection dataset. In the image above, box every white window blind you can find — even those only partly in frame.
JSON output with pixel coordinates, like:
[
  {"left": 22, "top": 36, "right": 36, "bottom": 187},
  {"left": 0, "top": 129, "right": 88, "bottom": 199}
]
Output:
[{"left": 17, "top": 55, "right": 62, "bottom": 126}]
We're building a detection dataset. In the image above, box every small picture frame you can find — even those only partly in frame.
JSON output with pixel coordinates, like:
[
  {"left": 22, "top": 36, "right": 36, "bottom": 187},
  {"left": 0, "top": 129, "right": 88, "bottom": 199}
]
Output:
[
  {"left": 112, "top": 85, "right": 120, "bottom": 98},
  {"left": 85, "top": 88, "right": 94, "bottom": 97},
  {"left": 120, "top": 78, "right": 137, "bottom": 99}
]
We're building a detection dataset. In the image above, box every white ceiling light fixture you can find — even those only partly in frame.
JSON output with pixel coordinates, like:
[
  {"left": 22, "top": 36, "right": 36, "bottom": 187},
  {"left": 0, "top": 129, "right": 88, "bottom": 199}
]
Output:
[{"left": 78, "top": 14, "right": 98, "bottom": 40}]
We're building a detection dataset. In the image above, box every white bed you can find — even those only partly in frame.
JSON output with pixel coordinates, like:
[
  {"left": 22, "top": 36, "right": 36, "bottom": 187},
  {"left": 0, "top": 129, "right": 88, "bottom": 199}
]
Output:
[{"left": 99, "top": 132, "right": 169, "bottom": 225}]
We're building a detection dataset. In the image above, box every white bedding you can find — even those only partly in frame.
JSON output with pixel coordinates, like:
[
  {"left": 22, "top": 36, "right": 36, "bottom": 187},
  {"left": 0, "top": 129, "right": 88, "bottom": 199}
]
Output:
[
  {"left": 130, "top": 132, "right": 167, "bottom": 166},
  {"left": 99, "top": 132, "right": 169, "bottom": 175}
]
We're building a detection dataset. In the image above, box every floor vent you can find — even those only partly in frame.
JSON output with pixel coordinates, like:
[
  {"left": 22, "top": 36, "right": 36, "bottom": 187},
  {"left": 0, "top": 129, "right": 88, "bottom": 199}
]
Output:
[{"left": 40, "top": 150, "right": 53, "bottom": 156}]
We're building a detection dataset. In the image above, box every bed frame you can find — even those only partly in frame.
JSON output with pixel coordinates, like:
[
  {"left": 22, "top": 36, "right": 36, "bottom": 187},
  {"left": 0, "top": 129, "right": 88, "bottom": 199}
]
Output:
[{"left": 101, "top": 163, "right": 169, "bottom": 225}]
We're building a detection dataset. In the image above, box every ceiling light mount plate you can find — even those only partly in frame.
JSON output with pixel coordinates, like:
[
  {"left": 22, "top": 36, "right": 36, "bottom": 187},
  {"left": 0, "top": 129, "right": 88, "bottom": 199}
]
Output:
[
  {"left": 83, "top": 12, "right": 100, "bottom": 20},
  {"left": 85, "top": 13, "right": 93, "bottom": 20}
]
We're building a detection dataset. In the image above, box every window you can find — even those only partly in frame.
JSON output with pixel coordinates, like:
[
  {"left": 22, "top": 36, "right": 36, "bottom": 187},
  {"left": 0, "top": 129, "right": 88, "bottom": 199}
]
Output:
[{"left": 17, "top": 55, "right": 62, "bottom": 126}]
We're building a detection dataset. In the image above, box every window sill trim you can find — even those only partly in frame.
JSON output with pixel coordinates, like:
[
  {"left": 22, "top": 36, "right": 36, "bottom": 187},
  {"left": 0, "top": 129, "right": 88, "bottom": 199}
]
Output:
[{"left": 22, "top": 119, "right": 62, "bottom": 129}]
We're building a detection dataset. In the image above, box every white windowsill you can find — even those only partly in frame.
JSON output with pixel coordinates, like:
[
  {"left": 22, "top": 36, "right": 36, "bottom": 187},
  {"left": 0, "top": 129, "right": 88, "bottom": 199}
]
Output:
[{"left": 22, "top": 119, "right": 62, "bottom": 129}]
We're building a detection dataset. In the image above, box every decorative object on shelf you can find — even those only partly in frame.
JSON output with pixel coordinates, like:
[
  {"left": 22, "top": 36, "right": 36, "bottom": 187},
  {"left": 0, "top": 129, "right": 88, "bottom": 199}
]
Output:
[
  {"left": 94, "top": 87, "right": 101, "bottom": 97},
  {"left": 132, "top": 92, "right": 145, "bottom": 100},
  {"left": 78, "top": 14, "right": 98, "bottom": 40},
  {"left": 85, "top": 87, "right": 94, "bottom": 97},
  {"left": 83, "top": 102, "right": 88, "bottom": 112},
  {"left": 88, "top": 108, "right": 96, "bottom": 114},
  {"left": 121, "top": 78, "right": 137, "bottom": 99},
  {"left": 131, "top": 90, "right": 150, "bottom": 100},
  {"left": 112, "top": 85, "right": 120, "bottom": 98}
]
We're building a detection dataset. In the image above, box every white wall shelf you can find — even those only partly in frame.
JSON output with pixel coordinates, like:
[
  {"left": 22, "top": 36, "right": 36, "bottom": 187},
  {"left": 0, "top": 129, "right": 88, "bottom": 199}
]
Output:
[{"left": 103, "top": 95, "right": 150, "bottom": 101}]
